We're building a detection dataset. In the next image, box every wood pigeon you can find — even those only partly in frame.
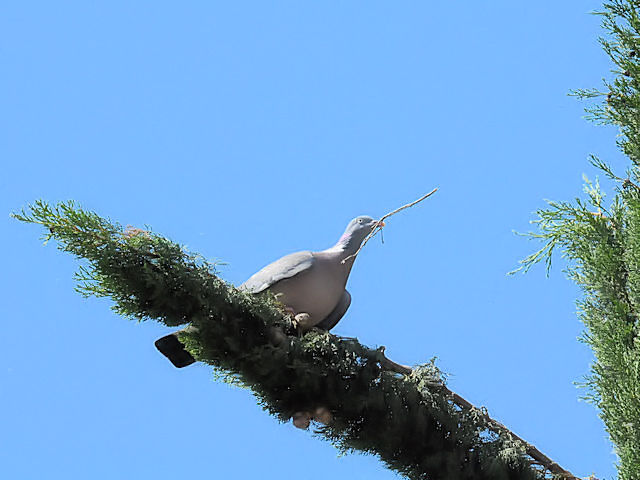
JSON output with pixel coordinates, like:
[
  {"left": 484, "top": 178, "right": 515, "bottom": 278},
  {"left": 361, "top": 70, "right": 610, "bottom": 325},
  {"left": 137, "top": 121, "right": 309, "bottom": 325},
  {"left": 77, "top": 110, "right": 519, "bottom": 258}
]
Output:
[{"left": 155, "top": 215, "right": 383, "bottom": 368}]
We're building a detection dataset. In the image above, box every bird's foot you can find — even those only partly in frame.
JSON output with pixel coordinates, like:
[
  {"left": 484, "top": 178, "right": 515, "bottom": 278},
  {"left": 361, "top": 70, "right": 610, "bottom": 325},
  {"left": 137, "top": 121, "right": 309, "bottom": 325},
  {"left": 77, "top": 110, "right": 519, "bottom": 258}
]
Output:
[{"left": 292, "top": 313, "right": 313, "bottom": 333}]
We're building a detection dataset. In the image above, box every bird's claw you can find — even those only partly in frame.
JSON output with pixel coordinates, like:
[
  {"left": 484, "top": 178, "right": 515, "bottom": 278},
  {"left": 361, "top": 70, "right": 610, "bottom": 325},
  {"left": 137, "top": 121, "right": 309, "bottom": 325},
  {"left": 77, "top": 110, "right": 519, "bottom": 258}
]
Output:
[{"left": 292, "top": 313, "right": 313, "bottom": 333}]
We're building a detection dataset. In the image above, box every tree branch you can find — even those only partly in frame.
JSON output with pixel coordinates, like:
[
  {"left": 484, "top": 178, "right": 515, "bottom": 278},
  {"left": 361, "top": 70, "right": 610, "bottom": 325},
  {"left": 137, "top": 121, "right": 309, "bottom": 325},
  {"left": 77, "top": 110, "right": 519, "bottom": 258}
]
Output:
[
  {"left": 15, "top": 200, "right": 582, "bottom": 480},
  {"left": 366, "top": 342, "right": 578, "bottom": 479}
]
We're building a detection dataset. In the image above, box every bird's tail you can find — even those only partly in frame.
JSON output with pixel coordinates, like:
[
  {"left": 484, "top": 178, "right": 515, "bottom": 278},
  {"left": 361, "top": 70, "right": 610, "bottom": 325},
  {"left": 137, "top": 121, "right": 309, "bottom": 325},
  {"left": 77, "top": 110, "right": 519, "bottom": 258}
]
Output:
[{"left": 154, "top": 327, "right": 197, "bottom": 368}]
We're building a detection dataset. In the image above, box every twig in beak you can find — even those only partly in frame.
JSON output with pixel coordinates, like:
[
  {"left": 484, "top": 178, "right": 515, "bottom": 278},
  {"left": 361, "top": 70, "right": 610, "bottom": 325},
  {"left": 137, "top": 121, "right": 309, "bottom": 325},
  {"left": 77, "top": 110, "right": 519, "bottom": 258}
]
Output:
[{"left": 341, "top": 187, "right": 438, "bottom": 264}]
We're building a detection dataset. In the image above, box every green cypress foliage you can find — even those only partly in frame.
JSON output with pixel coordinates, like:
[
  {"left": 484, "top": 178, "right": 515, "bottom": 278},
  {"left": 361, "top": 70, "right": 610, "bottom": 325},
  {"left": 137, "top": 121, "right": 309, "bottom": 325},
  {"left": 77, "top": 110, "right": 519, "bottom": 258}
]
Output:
[
  {"left": 14, "top": 200, "right": 546, "bottom": 480},
  {"left": 517, "top": 2, "right": 640, "bottom": 478}
]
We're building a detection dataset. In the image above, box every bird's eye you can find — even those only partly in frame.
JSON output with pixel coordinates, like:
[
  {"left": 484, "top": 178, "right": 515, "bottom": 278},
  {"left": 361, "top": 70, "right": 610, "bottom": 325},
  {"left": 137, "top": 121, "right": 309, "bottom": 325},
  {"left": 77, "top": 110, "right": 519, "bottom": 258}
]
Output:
[{"left": 358, "top": 219, "right": 363, "bottom": 224}]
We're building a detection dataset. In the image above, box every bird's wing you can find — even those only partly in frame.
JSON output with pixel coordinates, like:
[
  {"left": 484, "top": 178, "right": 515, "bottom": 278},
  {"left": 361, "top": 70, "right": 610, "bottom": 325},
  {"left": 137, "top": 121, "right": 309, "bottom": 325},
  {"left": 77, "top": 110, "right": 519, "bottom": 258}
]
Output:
[{"left": 240, "top": 251, "right": 316, "bottom": 293}]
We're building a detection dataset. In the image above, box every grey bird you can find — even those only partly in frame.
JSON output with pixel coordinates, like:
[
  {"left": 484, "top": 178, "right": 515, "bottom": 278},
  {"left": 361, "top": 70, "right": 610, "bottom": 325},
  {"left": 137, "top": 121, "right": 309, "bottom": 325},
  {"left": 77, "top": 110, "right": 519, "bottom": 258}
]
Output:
[{"left": 155, "top": 215, "right": 382, "bottom": 368}]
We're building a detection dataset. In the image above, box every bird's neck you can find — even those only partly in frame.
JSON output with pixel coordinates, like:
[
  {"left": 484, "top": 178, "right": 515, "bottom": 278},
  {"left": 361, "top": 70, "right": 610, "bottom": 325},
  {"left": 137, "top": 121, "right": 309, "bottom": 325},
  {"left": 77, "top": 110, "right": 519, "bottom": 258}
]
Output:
[
  {"left": 332, "top": 232, "right": 359, "bottom": 253},
  {"left": 324, "top": 233, "right": 360, "bottom": 270}
]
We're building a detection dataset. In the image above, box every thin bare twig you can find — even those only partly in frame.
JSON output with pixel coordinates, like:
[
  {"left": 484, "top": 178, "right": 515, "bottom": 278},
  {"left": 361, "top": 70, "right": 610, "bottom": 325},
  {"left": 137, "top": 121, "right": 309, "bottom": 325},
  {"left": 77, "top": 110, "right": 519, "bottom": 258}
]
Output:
[
  {"left": 341, "top": 187, "right": 439, "bottom": 264},
  {"left": 374, "top": 346, "right": 413, "bottom": 375},
  {"left": 441, "top": 385, "right": 578, "bottom": 479},
  {"left": 348, "top": 337, "right": 578, "bottom": 478}
]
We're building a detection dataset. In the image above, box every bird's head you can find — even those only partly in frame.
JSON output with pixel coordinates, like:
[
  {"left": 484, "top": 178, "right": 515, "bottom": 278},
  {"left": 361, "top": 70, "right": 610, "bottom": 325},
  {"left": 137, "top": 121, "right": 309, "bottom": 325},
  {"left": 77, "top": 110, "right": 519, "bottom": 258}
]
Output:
[{"left": 336, "top": 215, "right": 384, "bottom": 252}]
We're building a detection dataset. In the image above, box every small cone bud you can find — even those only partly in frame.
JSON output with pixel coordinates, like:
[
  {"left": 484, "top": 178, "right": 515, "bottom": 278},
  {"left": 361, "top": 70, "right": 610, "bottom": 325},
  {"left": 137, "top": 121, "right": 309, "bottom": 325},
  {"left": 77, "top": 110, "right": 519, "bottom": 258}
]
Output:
[
  {"left": 313, "top": 406, "right": 333, "bottom": 425},
  {"left": 292, "top": 412, "right": 311, "bottom": 429}
]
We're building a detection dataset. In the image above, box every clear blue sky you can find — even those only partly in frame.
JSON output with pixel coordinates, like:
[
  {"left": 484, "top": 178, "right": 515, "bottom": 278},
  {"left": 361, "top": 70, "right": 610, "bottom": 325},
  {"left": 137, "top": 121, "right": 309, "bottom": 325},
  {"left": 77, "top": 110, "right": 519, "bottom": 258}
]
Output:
[{"left": 1, "top": 2, "right": 624, "bottom": 479}]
